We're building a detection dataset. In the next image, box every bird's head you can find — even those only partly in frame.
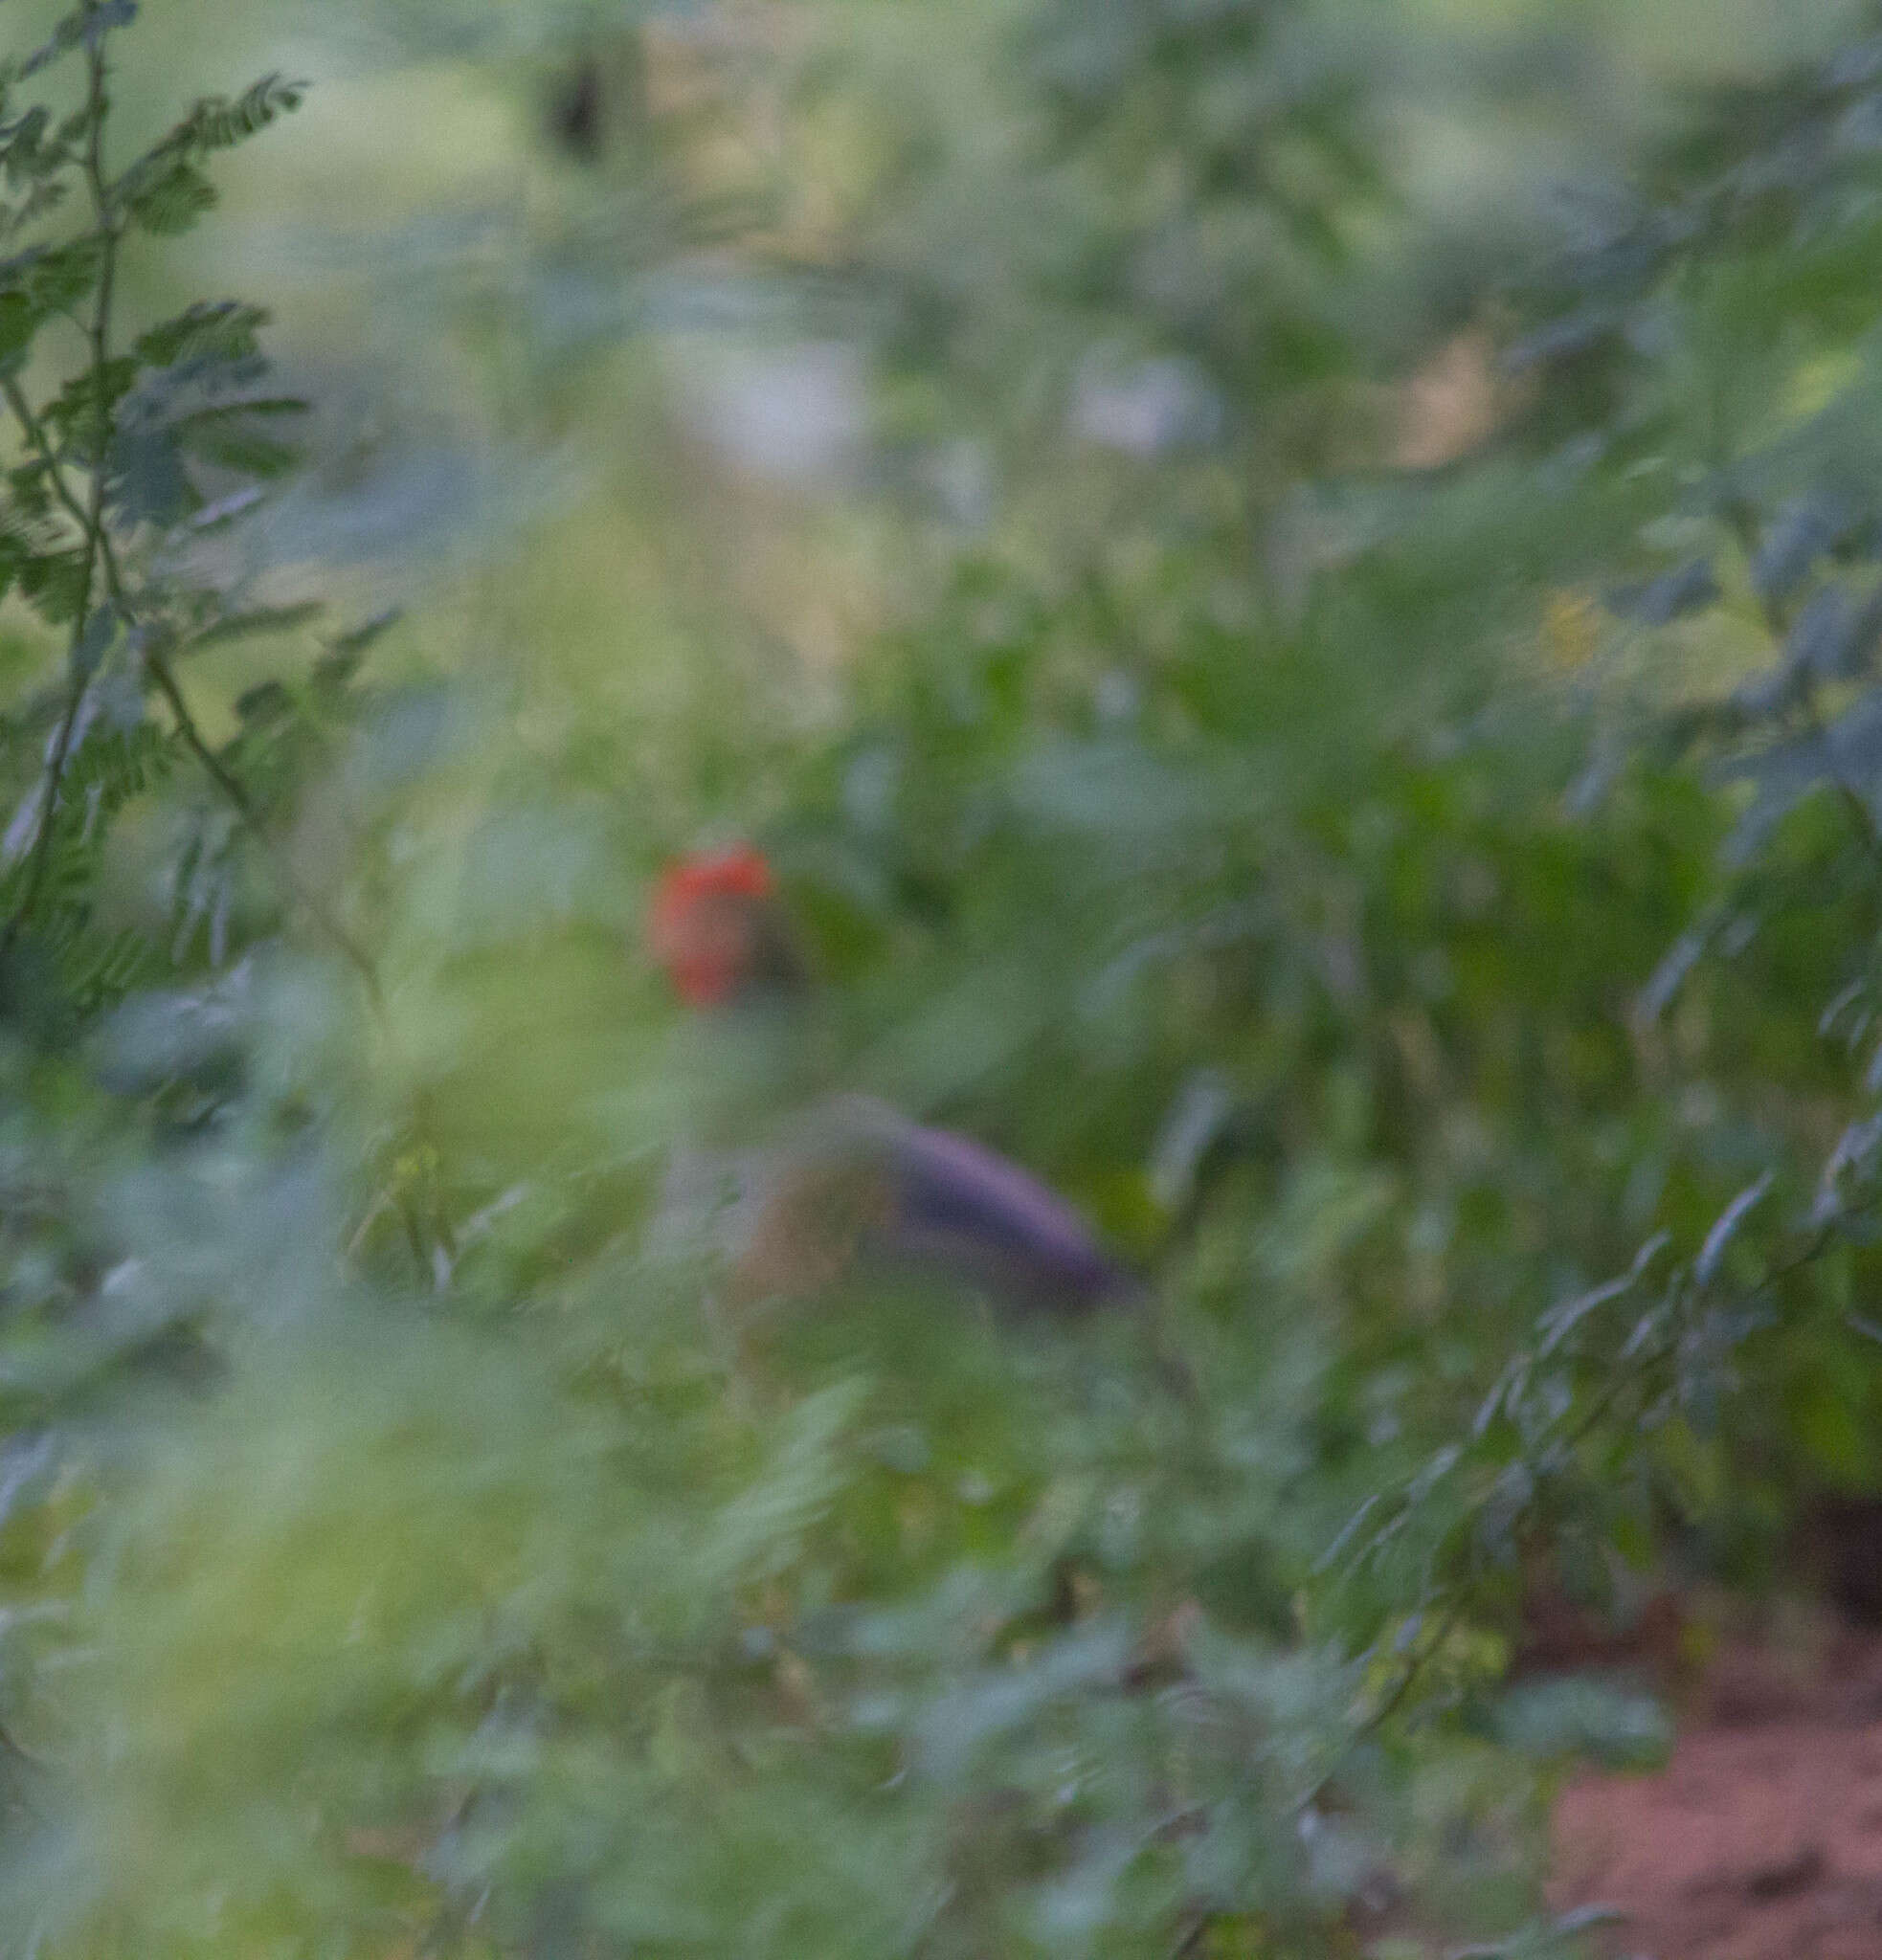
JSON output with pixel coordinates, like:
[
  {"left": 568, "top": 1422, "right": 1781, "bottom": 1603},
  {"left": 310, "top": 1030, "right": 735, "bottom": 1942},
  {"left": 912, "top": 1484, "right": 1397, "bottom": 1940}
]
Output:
[{"left": 649, "top": 846, "right": 807, "bottom": 1010}]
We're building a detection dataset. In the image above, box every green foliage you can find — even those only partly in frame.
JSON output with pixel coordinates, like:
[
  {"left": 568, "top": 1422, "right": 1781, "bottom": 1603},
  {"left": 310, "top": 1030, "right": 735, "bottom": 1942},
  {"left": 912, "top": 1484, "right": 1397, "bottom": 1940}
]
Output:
[{"left": 1, "top": 2, "right": 1881, "bottom": 1958}]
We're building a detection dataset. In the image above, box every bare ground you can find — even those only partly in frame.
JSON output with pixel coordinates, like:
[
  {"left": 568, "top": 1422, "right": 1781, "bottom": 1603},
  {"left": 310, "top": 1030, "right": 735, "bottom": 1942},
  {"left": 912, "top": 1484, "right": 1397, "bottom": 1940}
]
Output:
[{"left": 1548, "top": 1631, "right": 1882, "bottom": 1959}]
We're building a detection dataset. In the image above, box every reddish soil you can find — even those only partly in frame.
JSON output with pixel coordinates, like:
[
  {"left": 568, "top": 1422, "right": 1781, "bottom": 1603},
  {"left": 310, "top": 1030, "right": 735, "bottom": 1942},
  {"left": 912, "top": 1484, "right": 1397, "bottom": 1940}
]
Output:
[{"left": 1548, "top": 1633, "right": 1882, "bottom": 1959}]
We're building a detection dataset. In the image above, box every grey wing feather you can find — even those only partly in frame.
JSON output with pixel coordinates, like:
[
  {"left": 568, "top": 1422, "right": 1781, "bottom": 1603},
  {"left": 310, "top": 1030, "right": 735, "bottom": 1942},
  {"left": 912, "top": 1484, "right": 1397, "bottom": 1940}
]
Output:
[{"left": 825, "top": 1097, "right": 1138, "bottom": 1313}]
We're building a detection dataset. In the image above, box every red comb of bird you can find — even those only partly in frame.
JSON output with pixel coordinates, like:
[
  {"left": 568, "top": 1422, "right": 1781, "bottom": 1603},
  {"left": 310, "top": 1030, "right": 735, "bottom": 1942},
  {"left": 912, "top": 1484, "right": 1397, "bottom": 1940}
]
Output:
[
  {"left": 651, "top": 845, "right": 775, "bottom": 925},
  {"left": 650, "top": 846, "right": 782, "bottom": 1008}
]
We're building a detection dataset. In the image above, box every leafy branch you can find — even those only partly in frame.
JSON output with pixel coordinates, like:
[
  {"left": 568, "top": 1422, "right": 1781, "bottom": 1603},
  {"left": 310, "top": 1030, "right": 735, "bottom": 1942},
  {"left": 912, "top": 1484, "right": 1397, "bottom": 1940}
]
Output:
[
  {"left": 1315, "top": 1158, "right": 1862, "bottom": 1783},
  {"left": 0, "top": 9, "right": 115, "bottom": 961},
  {"left": 0, "top": 7, "right": 464, "bottom": 1292},
  {"left": 0, "top": 7, "right": 370, "bottom": 1001}
]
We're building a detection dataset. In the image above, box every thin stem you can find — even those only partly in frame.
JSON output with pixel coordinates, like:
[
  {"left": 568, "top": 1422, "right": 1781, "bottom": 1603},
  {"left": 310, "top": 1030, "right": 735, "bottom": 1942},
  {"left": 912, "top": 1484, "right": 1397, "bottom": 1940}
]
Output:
[{"left": 141, "top": 650, "right": 387, "bottom": 1017}]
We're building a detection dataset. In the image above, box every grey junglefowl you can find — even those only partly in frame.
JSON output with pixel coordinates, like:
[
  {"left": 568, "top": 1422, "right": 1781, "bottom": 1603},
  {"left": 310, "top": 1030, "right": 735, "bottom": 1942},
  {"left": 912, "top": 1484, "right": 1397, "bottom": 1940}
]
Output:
[{"left": 648, "top": 846, "right": 1141, "bottom": 1316}]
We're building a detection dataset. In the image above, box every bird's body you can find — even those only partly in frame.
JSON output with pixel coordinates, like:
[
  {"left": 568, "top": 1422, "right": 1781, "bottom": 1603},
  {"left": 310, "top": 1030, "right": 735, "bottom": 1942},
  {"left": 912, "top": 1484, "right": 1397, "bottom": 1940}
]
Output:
[
  {"left": 647, "top": 850, "right": 1139, "bottom": 1317},
  {"left": 660, "top": 1094, "right": 1136, "bottom": 1315}
]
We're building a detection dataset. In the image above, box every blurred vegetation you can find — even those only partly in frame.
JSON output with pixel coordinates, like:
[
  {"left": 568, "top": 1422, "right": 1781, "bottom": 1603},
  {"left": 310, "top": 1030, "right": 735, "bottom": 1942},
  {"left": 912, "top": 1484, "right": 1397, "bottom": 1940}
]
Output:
[{"left": 2, "top": 0, "right": 1882, "bottom": 1954}]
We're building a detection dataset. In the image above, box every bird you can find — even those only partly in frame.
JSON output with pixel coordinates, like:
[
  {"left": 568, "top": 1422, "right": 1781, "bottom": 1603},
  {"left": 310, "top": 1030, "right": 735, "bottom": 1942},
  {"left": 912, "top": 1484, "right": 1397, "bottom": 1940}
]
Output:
[{"left": 646, "top": 846, "right": 1143, "bottom": 1318}]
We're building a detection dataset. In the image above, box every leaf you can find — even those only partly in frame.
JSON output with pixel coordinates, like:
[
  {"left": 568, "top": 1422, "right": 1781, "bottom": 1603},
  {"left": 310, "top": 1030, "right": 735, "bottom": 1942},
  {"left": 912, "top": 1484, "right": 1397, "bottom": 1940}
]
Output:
[
  {"left": 310, "top": 610, "right": 401, "bottom": 696},
  {"left": 0, "top": 525, "right": 30, "bottom": 607},
  {"left": 1730, "top": 661, "right": 1799, "bottom": 717},
  {"left": 1536, "top": 1234, "right": 1670, "bottom": 1357},
  {"left": 127, "top": 75, "right": 305, "bottom": 172},
  {"left": 1707, "top": 697, "right": 1882, "bottom": 867},
  {"left": 1501, "top": 309, "right": 1621, "bottom": 374},
  {"left": 17, "top": 545, "right": 90, "bottom": 624},
  {"left": 697, "top": 1380, "right": 866, "bottom": 1592},
  {"left": 1473, "top": 1360, "right": 1523, "bottom": 1438},
  {"left": 325, "top": 608, "right": 401, "bottom": 658},
  {"left": 107, "top": 424, "right": 193, "bottom": 528},
  {"left": 0, "top": 235, "right": 106, "bottom": 332},
  {"left": 235, "top": 681, "right": 291, "bottom": 728},
  {"left": 0, "top": 175, "right": 73, "bottom": 245},
  {"left": 0, "top": 100, "right": 78, "bottom": 204},
  {"left": 1637, "top": 913, "right": 1718, "bottom": 1023},
  {"left": 914, "top": 1622, "right": 1134, "bottom": 1779},
  {"left": 1814, "top": 1112, "right": 1882, "bottom": 1223},
  {"left": 1313, "top": 1492, "right": 1380, "bottom": 1575},
  {"left": 168, "top": 399, "right": 303, "bottom": 477},
  {"left": 109, "top": 79, "right": 306, "bottom": 269},
  {"left": 1826, "top": 689, "right": 1882, "bottom": 805},
  {"left": 132, "top": 301, "right": 269, "bottom": 371},
  {"left": 1693, "top": 1170, "right": 1775, "bottom": 1285},
  {"left": 1147, "top": 1068, "right": 1238, "bottom": 1212},
  {"left": 1493, "top": 1675, "right": 1671, "bottom": 1770},
  {"left": 184, "top": 603, "right": 324, "bottom": 654},
  {"left": 186, "top": 484, "right": 264, "bottom": 532},
  {"left": 1606, "top": 557, "right": 1717, "bottom": 626},
  {"left": 0, "top": 105, "right": 52, "bottom": 183},
  {"left": 1786, "top": 580, "right": 1882, "bottom": 682},
  {"left": 123, "top": 160, "right": 216, "bottom": 237},
  {"left": 1751, "top": 499, "right": 1840, "bottom": 606},
  {"left": 0, "top": 290, "right": 36, "bottom": 367}
]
